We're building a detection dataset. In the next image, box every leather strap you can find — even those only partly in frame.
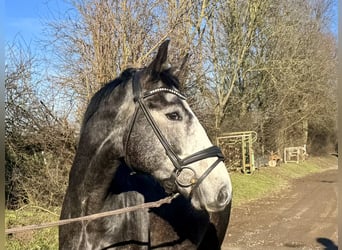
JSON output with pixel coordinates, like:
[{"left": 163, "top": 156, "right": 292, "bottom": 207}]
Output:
[{"left": 125, "top": 70, "right": 225, "bottom": 190}]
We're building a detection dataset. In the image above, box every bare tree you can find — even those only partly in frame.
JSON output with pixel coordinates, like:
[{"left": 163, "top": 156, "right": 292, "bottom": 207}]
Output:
[
  {"left": 5, "top": 38, "right": 76, "bottom": 208},
  {"left": 256, "top": 0, "right": 337, "bottom": 152},
  {"left": 204, "top": 0, "right": 274, "bottom": 135},
  {"left": 43, "top": 0, "right": 219, "bottom": 123},
  {"left": 203, "top": 0, "right": 336, "bottom": 154}
]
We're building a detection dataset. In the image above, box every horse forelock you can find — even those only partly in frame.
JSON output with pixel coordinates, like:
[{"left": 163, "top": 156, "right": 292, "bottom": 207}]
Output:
[
  {"left": 157, "top": 69, "right": 181, "bottom": 90},
  {"left": 159, "top": 69, "right": 180, "bottom": 89},
  {"left": 139, "top": 67, "right": 180, "bottom": 91}
]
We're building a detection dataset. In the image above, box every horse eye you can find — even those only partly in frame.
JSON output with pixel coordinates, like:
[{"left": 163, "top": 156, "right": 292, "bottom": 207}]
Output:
[{"left": 165, "top": 112, "right": 182, "bottom": 121}]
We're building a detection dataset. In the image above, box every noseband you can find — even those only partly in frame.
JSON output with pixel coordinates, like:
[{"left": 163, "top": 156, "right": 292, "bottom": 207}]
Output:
[{"left": 125, "top": 70, "right": 224, "bottom": 194}]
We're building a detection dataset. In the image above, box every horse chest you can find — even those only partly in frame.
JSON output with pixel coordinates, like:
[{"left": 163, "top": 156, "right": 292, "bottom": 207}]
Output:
[
  {"left": 149, "top": 212, "right": 197, "bottom": 250},
  {"left": 99, "top": 203, "right": 202, "bottom": 250},
  {"left": 98, "top": 190, "right": 206, "bottom": 249}
]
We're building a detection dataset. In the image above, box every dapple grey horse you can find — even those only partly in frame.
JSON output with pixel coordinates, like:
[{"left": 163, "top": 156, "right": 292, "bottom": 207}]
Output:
[{"left": 59, "top": 40, "right": 232, "bottom": 249}]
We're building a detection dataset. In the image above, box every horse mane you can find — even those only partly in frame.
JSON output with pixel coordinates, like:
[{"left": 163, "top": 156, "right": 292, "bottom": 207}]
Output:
[
  {"left": 81, "top": 67, "right": 180, "bottom": 128},
  {"left": 81, "top": 68, "right": 137, "bottom": 127}
]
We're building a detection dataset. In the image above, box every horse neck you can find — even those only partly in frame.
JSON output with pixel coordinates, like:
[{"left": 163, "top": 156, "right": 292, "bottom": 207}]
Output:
[
  {"left": 69, "top": 80, "right": 135, "bottom": 211},
  {"left": 78, "top": 81, "right": 135, "bottom": 159}
]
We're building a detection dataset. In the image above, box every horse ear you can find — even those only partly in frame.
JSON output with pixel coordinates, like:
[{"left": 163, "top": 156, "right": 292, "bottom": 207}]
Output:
[
  {"left": 147, "top": 39, "right": 171, "bottom": 73},
  {"left": 172, "top": 53, "right": 189, "bottom": 80}
]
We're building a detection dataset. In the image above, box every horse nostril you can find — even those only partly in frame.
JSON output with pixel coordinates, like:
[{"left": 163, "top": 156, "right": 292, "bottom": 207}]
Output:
[{"left": 217, "top": 186, "right": 230, "bottom": 207}]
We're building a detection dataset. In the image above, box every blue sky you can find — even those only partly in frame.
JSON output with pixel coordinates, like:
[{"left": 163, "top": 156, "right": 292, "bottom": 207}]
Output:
[
  {"left": 6, "top": 0, "right": 338, "bottom": 45},
  {"left": 6, "top": 0, "right": 46, "bottom": 42},
  {"left": 5, "top": 0, "right": 70, "bottom": 45},
  {"left": 4, "top": 0, "right": 74, "bottom": 114},
  {"left": 5, "top": 0, "right": 40, "bottom": 40}
]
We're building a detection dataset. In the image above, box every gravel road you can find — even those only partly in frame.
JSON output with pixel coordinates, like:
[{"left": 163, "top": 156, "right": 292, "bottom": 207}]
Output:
[{"left": 222, "top": 161, "right": 338, "bottom": 250}]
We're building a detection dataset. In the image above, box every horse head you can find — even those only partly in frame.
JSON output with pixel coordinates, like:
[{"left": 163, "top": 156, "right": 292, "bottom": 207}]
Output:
[{"left": 124, "top": 40, "right": 232, "bottom": 212}]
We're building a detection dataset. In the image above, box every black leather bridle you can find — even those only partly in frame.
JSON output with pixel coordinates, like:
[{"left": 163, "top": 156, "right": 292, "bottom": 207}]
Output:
[{"left": 125, "top": 70, "right": 225, "bottom": 194}]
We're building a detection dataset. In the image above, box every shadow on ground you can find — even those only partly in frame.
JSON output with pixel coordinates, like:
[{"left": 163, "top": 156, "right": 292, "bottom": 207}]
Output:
[{"left": 316, "top": 237, "right": 338, "bottom": 250}]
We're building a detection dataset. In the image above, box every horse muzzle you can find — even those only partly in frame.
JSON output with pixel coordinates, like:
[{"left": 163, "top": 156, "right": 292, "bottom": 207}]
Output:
[
  {"left": 204, "top": 184, "right": 232, "bottom": 212},
  {"left": 183, "top": 161, "right": 232, "bottom": 212}
]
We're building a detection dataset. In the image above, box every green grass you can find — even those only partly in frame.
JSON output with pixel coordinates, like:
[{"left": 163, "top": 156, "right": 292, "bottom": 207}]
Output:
[
  {"left": 230, "top": 156, "right": 332, "bottom": 206},
  {"left": 231, "top": 168, "right": 287, "bottom": 206},
  {"left": 6, "top": 206, "right": 60, "bottom": 250},
  {"left": 5, "top": 156, "right": 335, "bottom": 249}
]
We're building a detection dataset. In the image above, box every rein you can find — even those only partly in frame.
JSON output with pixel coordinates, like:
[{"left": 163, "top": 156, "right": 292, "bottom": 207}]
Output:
[{"left": 125, "top": 70, "right": 224, "bottom": 195}]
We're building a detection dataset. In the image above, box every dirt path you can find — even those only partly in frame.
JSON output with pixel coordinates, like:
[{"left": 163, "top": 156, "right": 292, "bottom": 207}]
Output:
[{"left": 222, "top": 164, "right": 338, "bottom": 250}]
